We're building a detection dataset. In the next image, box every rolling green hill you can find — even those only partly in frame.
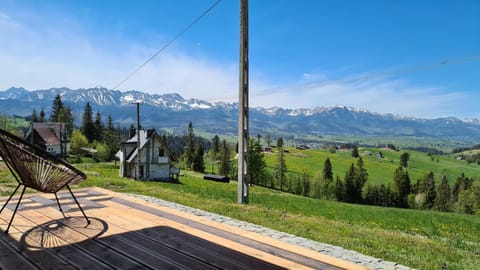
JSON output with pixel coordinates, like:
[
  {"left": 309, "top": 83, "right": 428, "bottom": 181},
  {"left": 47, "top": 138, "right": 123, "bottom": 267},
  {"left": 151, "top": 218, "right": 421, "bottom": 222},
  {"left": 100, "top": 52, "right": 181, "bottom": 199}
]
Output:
[
  {"left": 1, "top": 162, "right": 479, "bottom": 269},
  {"left": 264, "top": 147, "right": 480, "bottom": 186}
]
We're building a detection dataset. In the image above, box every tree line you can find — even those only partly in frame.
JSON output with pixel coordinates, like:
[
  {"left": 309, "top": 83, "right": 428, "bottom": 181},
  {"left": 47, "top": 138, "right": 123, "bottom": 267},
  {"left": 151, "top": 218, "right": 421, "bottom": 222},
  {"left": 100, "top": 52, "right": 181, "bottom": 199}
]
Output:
[
  {"left": 182, "top": 126, "right": 480, "bottom": 216},
  {"left": 31, "top": 95, "right": 122, "bottom": 161}
]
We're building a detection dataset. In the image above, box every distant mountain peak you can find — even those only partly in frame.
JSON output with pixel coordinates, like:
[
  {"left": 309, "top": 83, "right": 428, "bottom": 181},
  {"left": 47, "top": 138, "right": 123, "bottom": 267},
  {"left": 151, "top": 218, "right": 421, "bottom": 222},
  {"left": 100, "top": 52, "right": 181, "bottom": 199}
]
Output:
[{"left": 0, "top": 86, "right": 479, "bottom": 143}]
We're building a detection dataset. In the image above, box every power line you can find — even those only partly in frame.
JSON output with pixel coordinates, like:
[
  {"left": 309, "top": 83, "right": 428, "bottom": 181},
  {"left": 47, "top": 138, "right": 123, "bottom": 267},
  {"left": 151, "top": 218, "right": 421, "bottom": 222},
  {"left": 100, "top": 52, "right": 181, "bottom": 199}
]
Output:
[
  {"left": 205, "top": 52, "right": 480, "bottom": 102},
  {"left": 112, "top": 0, "right": 223, "bottom": 90}
]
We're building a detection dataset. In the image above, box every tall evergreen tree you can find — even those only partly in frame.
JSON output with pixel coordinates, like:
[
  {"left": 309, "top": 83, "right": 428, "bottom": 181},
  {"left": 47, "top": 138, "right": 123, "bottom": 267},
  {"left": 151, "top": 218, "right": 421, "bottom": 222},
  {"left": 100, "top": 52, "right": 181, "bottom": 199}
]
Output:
[
  {"left": 58, "top": 106, "right": 74, "bottom": 135},
  {"left": 192, "top": 142, "right": 205, "bottom": 172},
  {"left": 452, "top": 173, "right": 473, "bottom": 202},
  {"left": 424, "top": 171, "right": 437, "bottom": 209},
  {"left": 435, "top": 176, "right": 452, "bottom": 212},
  {"left": 392, "top": 166, "right": 411, "bottom": 208},
  {"left": 107, "top": 114, "right": 115, "bottom": 131},
  {"left": 185, "top": 122, "right": 195, "bottom": 170},
  {"left": 248, "top": 138, "right": 266, "bottom": 186},
  {"left": 275, "top": 138, "right": 287, "bottom": 191},
  {"left": 344, "top": 163, "right": 356, "bottom": 202},
  {"left": 354, "top": 157, "right": 368, "bottom": 202},
  {"left": 94, "top": 110, "right": 104, "bottom": 142},
  {"left": 102, "top": 114, "right": 121, "bottom": 161},
  {"left": 81, "top": 102, "right": 96, "bottom": 143},
  {"left": 323, "top": 158, "right": 333, "bottom": 182},
  {"left": 335, "top": 176, "right": 345, "bottom": 202},
  {"left": 212, "top": 135, "right": 220, "bottom": 160},
  {"left": 39, "top": 108, "right": 46, "bottom": 122},
  {"left": 399, "top": 152, "right": 410, "bottom": 168},
  {"left": 320, "top": 158, "right": 334, "bottom": 198},
  {"left": 301, "top": 170, "right": 311, "bottom": 197},
  {"left": 32, "top": 109, "right": 39, "bottom": 122},
  {"left": 219, "top": 139, "right": 231, "bottom": 176},
  {"left": 351, "top": 145, "right": 359, "bottom": 158},
  {"left": 277, "top": 137, "right": 284, "bottom": 148},
  {"left": 265, "top": 134, "right": 272, "bottom": 147},
  {"left": 50, "top": 94, "right": 64, "bottom": 122}
]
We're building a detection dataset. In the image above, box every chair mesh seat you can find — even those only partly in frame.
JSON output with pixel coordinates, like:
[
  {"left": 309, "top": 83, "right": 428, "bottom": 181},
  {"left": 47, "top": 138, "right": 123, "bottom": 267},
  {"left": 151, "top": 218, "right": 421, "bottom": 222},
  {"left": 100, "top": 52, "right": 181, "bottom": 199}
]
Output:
[{"left": 0, "top": 129, "right": 89, "bottom": 233}]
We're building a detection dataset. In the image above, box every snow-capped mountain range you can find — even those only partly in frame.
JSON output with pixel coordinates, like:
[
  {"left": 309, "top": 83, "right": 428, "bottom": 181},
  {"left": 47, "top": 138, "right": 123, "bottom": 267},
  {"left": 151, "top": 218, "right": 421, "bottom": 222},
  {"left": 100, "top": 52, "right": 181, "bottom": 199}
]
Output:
[{"left": 1, "top": 86, "right": 479, "bottom": 143}]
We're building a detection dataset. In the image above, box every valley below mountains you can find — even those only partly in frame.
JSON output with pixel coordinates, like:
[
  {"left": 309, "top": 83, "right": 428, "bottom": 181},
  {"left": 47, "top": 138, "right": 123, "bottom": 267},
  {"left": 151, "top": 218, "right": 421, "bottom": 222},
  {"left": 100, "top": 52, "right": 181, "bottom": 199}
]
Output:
[{"left": 1, "top": 86, "right": 480, "bottom": 145}]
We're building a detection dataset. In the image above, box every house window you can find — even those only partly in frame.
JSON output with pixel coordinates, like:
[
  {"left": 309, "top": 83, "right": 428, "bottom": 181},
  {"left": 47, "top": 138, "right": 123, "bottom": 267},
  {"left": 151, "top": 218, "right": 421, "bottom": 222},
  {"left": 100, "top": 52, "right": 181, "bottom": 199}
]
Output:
[{"left": 159, "top": 148, "right": 165, "bottom": 157}]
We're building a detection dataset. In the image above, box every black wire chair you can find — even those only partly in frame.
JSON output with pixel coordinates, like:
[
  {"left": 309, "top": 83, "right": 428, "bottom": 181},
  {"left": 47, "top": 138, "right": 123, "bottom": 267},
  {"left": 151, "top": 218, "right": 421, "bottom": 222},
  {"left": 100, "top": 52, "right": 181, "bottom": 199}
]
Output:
[{"left": 0, "top": 129, "right": 89, "bottom": 234}]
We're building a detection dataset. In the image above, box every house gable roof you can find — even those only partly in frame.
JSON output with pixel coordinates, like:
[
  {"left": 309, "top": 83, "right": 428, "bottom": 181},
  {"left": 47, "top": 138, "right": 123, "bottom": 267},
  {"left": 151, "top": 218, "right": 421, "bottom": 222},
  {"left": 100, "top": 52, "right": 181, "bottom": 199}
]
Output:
[
  {"left": 122, "top": 129, "right": 178, "bottom": 163},
  {"left": 27, "top": 122, "right": 66, "bottom": 146}
]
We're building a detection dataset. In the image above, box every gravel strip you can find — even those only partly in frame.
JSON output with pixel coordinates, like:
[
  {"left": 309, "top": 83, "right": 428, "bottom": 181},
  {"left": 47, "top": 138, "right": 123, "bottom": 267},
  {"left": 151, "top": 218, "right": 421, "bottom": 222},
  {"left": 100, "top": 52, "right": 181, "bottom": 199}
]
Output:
[{"left": 127, "top": 193, "right": 414, "bottom": 270}]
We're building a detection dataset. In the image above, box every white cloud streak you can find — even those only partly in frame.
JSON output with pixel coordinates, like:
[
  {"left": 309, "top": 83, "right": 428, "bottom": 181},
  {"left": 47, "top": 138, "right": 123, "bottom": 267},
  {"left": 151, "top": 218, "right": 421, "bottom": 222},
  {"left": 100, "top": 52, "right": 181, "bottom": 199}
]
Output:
[{"left": 0, "top": 9, "right": 475, "bottom": 119}]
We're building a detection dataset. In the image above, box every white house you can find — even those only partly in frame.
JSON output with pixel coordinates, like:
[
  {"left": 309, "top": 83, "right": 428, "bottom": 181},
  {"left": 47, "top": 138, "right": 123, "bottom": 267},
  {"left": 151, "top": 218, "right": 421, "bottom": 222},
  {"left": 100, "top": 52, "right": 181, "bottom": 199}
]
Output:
[{"left": 117, "top": 129, "right": 179, "bottom": 181}]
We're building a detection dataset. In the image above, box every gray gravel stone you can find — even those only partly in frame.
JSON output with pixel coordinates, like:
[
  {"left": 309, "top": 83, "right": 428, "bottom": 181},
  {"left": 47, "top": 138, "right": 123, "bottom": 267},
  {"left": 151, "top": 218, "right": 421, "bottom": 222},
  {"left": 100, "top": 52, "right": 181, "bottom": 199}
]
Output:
[{"left": 127, "top": 193, "right": 415, "bottom": 270}]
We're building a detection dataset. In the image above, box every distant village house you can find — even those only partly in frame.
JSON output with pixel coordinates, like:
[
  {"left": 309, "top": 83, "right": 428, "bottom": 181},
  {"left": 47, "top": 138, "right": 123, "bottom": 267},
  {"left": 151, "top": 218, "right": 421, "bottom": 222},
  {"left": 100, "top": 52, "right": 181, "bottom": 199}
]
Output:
[
  {"left": 117, "top": 129, "right": 179, "bottom": 181},
  {"left": 25, "top": 122, "right": 70, "bottom": 157}
]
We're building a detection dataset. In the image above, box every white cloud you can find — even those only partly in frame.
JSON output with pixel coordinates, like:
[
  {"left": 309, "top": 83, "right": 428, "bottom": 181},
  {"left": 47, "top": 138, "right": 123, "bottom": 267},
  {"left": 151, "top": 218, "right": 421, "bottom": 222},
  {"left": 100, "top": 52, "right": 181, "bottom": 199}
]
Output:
[
  {"left": 248, "top": 74, "right": 470, "bottom": 119},
  {"left": 0, "top": 9, "right": 476, "bottom": 120}
]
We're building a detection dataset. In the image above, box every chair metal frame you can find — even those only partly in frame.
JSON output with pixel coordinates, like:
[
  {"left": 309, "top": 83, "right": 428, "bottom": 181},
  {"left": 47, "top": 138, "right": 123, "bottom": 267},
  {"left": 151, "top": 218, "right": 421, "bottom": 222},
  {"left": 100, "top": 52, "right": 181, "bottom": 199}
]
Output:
[{"left": 0, "top": 129, "right": 90, "bottom": 234}]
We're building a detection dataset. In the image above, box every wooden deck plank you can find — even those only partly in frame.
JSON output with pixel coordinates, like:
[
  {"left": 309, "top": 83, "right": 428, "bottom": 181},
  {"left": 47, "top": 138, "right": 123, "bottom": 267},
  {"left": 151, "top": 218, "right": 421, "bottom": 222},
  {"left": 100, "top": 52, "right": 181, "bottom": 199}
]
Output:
[
  {"left": 1, "top": 207, "right": 112, "bottom": 270},
  {"left": 100, "top": 199, "right": 313, "bottom": 270},
  {"left": 102, "top": 189, "right": 365, "bottom": 270},
  {"left": 0, "top": 188, "right": 367, "bottom": 270},
  {"left": 88, "top": 202, "right": 285, "bottom": 270},
  {"left": 23, "top": 206, "right": 147, "bottom": 270},
  {"left": 0, "top": 208, "right": 77, "bottom": 270},
  {"left": 0, "top": 235, "right": 38, "bottom": 270}
]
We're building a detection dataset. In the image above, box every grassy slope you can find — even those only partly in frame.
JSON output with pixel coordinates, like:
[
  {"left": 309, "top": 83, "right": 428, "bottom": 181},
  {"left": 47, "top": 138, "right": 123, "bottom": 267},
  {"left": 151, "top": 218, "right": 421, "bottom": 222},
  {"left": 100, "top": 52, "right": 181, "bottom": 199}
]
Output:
[
  {"left": 65, "top": 163, "right": 479, "bottom": 270},
  {"left": 264, "top": 147, "right": 480, "bottom": 185},
  {"left": 1, "top": 162, "right": 479, "bottom": 269}
]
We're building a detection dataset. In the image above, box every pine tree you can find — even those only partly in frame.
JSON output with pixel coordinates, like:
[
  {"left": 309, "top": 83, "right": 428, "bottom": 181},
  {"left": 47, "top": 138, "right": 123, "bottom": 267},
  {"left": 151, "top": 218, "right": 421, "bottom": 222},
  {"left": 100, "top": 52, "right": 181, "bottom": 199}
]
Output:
[
  {"left": 107, "top": 114, "right": 114, "bottom": 131},
  {"left": 435, "top": 176, "right": 452, "bottom": 212},
  {"left": 301, "top": 170, "right": 311, "bottom": 197},
  {"left": 248, "top": 138, "right": 266, "bottom": 186},
  {"left": 212, "top": 135, "right": 220, "bottom": 160},
  {"left": 323, "top": 158, "right": 333, "bottom": 182},
  {"left": 351, "top": 145, "right": 359, "bottom": 158},
  {"left": 275, "top": 138, "right": 287, "bottom": 191},
  {"left": 344, "top": 163, "right": 356, "bottom": 202},
  {"left": 452, "top": 173, "right": 473, "bottom": 202},
  {"left": 392, "top": 166, "right": 411, "bottom": 208},
  {"left": 265, "top": 133, "right": 272, "bottom": 147},
  {"left": 39, "top": 108, "right": 46, "bottom": 122},
  {"left": 399, "top": 152, "right": 410, "bottom": 168},
  {"left": 192, "top": 142, "right": 205, "bottom": 172},
  {"left": 101, "top": 114, "right": 121, "bottom": 161},
  {"left": 277, "top": 137, "right": 284, "bottom": 148},
  {"left": 81, "top": 102, "right": 96, "bottom": 143},
  {"left": 185, "top": 122, "right": 195, "bottom": 170},
  {"left": 50, "top": 94, "right": 65, "bottom": 122},
  {"left": 94, "top": 110, "right": 104, "bottom": 142},
  {"left": 32, "top": 109, "right": 39, "bottom": 122},
  {"left": 58, "top": 107, "right": 74, "bottom": 135},
  {"left": 219, "top": 139, "right": 231, "bottom": 176},
  {"left": 424, "top": 171, "right": 437, "bottom": 209},
  {"left": 354, "top": 157, "right": 368, "bottom": 203},
  {"left": 335, "top": 176, "right": 344, "bottom": 201}
]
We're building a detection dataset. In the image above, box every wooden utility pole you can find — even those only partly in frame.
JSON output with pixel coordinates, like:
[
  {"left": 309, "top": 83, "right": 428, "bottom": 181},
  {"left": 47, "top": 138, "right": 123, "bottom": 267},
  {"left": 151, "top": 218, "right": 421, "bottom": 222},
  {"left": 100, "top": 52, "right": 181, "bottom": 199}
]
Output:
[{"left": 238, "top": 0, "right": 249, "bottom": 204}]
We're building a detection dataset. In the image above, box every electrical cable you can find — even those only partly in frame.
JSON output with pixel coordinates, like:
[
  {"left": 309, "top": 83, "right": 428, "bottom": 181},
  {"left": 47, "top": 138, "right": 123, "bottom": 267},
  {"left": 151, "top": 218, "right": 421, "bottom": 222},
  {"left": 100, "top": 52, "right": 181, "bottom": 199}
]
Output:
[{"left": 112, "top": 0, "right": 223, "bottom": 90}]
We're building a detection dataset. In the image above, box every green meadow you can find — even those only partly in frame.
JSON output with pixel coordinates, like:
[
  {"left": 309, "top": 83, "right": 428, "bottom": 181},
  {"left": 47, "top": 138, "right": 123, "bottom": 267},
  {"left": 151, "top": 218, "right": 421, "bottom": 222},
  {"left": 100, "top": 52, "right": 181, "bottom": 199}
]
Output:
[
  {"left": 264, "top": 147, "right": 480, "bottom": 186},
  {"left": 1, "top": 159, "right": 480, "bottom": 269}
]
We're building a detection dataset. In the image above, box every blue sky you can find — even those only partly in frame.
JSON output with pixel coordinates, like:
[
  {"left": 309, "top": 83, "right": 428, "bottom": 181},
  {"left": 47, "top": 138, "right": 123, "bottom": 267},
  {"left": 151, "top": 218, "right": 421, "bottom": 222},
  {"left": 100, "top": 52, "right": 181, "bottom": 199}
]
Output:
[{"left": 1, "top": 0, "right": 479, "bottom": 119}]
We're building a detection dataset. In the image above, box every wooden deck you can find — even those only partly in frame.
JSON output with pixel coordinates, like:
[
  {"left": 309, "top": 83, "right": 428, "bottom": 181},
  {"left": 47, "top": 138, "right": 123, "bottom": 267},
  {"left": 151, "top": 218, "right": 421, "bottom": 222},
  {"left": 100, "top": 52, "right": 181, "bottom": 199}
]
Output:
[{"left": 0, "top": 187, "right": 368, "bottom": 270}]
